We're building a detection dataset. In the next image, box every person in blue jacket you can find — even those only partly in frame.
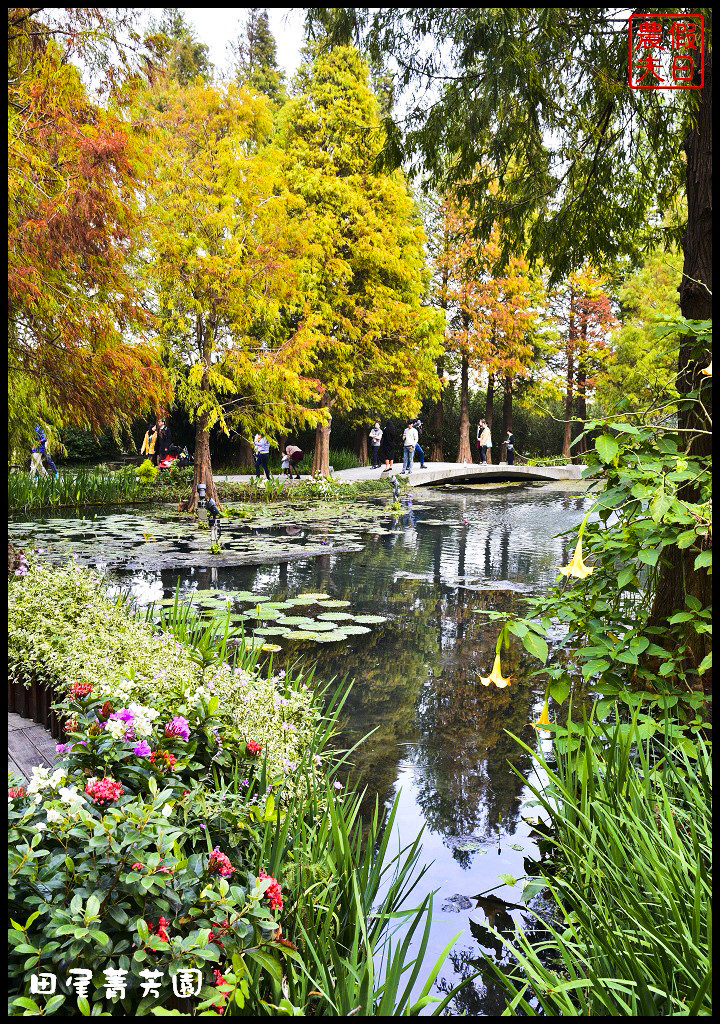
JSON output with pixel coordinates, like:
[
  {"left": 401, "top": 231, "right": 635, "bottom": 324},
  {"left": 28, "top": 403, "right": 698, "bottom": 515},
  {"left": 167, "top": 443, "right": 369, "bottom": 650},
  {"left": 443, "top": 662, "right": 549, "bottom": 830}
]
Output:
[{"left": 31, "top": 426, "right": 58, "bottom": 478}]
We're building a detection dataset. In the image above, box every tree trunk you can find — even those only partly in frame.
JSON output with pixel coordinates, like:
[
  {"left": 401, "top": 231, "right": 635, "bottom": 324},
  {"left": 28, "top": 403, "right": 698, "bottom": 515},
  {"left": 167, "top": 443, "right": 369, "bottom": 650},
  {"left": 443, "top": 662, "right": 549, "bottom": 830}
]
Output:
[
  {"left": 185, "top": 314, "right": 220, "bottom": 512},
  {"left": 502, "top": 375, "right": 513, "bottom": 461},
  {"left": 312, "top": 400, "right": 332, "bottom": 475},
  {"left": 355, "top": 425, "right": 369, "bottom": 466},
  {"left": 430, "top": 355, "right": 445, "bottom": 461},
  {"left": 457, "top": 352, "right": 472, "bottom": 463},
  {"left": 237, "top": 437, "right": 254, "bottom": 470},
  {"left": 486, "top": 372, "right": 495, "bottom": 431},
  {"left": 648, "top": 43, "right": 712, "bottom": 693},
  {"left": 562, "top": 287, "right": 576, "bottom": 458},
  {"left": 187, "top": 412, "right": 220, "bottom": 512},
  {"left": 573, "top": 365, "right": 588, "bottom": 459}
]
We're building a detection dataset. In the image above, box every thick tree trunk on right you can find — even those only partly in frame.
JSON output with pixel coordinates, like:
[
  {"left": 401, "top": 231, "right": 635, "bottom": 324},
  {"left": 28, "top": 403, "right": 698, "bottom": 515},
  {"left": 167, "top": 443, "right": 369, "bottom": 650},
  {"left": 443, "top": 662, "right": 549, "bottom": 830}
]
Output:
[
  {"left": 647, "top": 44, "right": 712, "bottom": 694},
  {"left": 457, "top": 352, "right": 472, "bottom": 463}
]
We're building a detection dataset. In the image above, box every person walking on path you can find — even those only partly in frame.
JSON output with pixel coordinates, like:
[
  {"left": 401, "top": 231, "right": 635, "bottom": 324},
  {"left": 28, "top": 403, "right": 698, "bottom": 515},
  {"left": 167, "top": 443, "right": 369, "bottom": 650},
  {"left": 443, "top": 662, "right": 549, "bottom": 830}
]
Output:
[
  {"left": 254, "top": 433, "right": 271, "bottom": 480},
  {"left": 401, "top": 421, "right": 419, "bottom": 475},
  {"left": 505, "top": 430, "right": 515, "bottom": 465},
  {"left": 30, "top": 425, "right": 58, "bottom": 479},
  {"left": 380, "top": 421, "right": 396, "bottom": 472},
  {"left": 285, "top": 444, "right": 304, "bottom": 480},
  {"left": 369, "top": 422, "right": 383, "bottom": 469},
  {"left": 140, "top": 422, "right": 157, "bottom": 464},
  {"left": 412, "top": 419, "right": 426, "bottom": 469}
]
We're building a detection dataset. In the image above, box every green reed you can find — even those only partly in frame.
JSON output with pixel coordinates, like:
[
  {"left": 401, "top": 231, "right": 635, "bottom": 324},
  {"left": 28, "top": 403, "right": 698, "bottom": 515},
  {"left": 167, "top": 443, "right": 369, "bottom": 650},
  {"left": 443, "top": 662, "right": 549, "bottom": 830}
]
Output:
[
  {"left": 486, "top": 713, "right": 712, "bottom": 1015},
  {"left": 8, "top": 468, "right": 145, "bottom": 512}
]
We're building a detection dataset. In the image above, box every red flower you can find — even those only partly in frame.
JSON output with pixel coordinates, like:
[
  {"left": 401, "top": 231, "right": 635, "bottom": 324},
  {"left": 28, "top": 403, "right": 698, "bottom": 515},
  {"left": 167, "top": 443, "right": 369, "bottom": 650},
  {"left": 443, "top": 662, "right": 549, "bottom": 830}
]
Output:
[
  {"left": 8, "top": 787, "right": 27, "bottom": 800},
  {"left": 85, "top": 777, "right": 124, "bottom": 805},
  {"left": 246, "top": 741, "right": 262, "bottom": 756},
  {"left": 257, "top": 871, "right": 284, "bottom": 912},
  {"left": 132, "top": 862, "right": 144, "bottom": 871},
  {"left": 149, "top": 750, "right": 178, "bottom": 772},
  {"left": 208, "top": 847, "right": 235, "bottom": 878},
  {"left": 156, "top": 916, "right": 171, "bottom": 942},
  {"left": 70, "top": 683, "right": 93, "bottom": 699},
  {"left": 64, "top": 718, "right": 78, "bottom": 733}
]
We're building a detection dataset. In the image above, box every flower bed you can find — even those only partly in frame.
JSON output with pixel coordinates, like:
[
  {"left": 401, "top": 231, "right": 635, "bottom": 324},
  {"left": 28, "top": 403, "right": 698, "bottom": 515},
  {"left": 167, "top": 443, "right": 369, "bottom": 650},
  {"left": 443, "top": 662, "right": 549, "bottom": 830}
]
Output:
[
  {"left": 8, "top": 560, "right": 460, "bottom": 1016},
  {"left": 8, "top": 562, "right": 318, "bottom": 788}
]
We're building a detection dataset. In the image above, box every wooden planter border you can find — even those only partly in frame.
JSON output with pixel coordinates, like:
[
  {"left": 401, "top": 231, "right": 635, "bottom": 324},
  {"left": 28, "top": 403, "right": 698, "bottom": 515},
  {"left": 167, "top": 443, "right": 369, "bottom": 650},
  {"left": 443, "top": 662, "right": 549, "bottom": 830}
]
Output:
[{"left": 8, "top": 672, "right": 66, "bottom": 741}]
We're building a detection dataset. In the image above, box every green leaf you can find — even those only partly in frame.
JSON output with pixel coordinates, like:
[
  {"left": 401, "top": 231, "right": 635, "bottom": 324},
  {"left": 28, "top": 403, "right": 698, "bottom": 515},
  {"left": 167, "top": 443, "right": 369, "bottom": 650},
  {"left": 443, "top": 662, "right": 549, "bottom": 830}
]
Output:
[
  {"left": 246, "top": 949, "right": 282, "bottom": 985},
  {"left": 499, "top": 873, "right": 517, "bottom": 886},
  {"left": 694, "top": 550, "right": 712, "bottom": 570},
  {"left": 548, "top": 677, "right": 572, "bottom": 705},
  {"left": 522, "top": 631, "right": 548, "bottom": 664},
  {"left": 595, "top": 434, "right": 619, "bottom": 463}
]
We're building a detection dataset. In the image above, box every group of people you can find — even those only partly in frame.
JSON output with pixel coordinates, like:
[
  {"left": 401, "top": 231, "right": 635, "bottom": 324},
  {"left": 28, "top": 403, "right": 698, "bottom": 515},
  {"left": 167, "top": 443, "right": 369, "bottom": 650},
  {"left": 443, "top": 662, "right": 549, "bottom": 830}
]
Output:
[
  {"left": 140, "top": 418, "right": 174, "bottom": 466},
  {"left": 476, "top": 421, "right": 515, "bottom": 464},
  {"left": 253, "top": 434, "right": 304, "bottom": 480},
  {"left": 369, "top": 419, "right": 426, "bottom": 474}
]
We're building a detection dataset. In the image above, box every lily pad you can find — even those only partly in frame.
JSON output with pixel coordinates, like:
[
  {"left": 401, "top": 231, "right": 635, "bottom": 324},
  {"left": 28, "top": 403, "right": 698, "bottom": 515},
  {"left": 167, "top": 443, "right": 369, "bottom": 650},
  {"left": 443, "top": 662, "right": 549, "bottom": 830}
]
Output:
[
  {"left": 284, "top": 630, "right": 326, "bottom": 641},
  {"left": 318, "top": 599, "right": 351, "bottom": 609},
  {"left": 317, "top": 612, "right": 354, "bottom": 621},
  {"left": 351, "top": 615, "right": 387, "bottom": 625},
  {"left": 230, "top": 591, "right": 272, "bottom": 602},
  {"left": 315, "top": 630, "right": 351, "bottom": 642},
  {"left": 276, "top": 615, "right": 318, "bottom": 627},
  {"left": 340, "top": 625, "right": 371, "bottom": 635},
  {"left": 301, "top": 620, "right": 340, "bottom": 632},
  {"left": 251, "top": 626, "right": 288, "bottom": 637},
  {"left": 242, "top": 607, "right": 283, "bottom": 620},
  {"left": 294, "top": 592, "right": 330, "bottom": 601},
  {"left": 261, "top": 643, "right": 283, "bottom": 653}
]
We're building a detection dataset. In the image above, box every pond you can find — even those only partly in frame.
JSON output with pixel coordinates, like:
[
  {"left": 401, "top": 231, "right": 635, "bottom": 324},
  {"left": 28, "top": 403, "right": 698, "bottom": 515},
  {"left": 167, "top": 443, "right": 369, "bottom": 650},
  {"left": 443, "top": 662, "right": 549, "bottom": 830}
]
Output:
[{"left": 9, "top": 480, "right": 594, "bottom": 1014}]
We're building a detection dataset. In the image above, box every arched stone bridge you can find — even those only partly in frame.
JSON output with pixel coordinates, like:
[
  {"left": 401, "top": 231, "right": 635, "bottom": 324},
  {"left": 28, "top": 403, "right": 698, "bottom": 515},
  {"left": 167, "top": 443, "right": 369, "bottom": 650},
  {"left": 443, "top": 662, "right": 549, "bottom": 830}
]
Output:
[{"left": 335, "top": 461, "right": 586, "bottom": 487}]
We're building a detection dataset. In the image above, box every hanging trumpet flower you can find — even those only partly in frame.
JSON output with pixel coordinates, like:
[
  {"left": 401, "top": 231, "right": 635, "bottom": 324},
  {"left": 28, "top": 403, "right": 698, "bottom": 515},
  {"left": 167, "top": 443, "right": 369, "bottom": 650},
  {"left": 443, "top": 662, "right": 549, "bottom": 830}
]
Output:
[
  {"left": 481, "top": 631, "right": 512, "bottom": 688},
  {"left": 701, "top": 361, "right": 712, "bottom": 376},
  {"left": 533, "top": 694, "right": 551, "bottom": 729},
  {"left": 559, "top": 514, "right": 594, "bottom": 579}
]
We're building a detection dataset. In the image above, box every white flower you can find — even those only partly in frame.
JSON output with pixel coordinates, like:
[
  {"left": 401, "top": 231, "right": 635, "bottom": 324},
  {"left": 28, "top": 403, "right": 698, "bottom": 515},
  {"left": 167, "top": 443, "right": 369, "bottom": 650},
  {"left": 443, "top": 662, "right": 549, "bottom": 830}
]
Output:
[
  {"left": 35, "top": 821, "right": 48, "bottom": 832},
  {"left": 161, "top": 804, "right": 173, "bottom": 818},
  {"left": 106, "top": 719, "right": 127, "bottom": 740},
  {"left": 46, "top": 808, "right": 64, "bottom": 824},
  {"left": 58, "top": 786, "right": 79, "bottom": 804}
]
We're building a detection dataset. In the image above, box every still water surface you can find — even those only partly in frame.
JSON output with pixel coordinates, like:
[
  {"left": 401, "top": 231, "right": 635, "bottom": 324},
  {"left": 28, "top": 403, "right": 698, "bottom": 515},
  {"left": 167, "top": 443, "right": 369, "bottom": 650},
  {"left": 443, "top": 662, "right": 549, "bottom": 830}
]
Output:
[{"left": 11, "top": 482, "right": 593, "bottom": 1014}]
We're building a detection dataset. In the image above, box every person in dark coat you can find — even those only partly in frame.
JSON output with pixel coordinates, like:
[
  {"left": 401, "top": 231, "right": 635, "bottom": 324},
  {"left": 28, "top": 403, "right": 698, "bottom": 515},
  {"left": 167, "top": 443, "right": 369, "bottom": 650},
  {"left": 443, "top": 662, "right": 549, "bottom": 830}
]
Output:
[
  {"left": 380, "top": 421, "right": 397, "bottom": 472},
  {"left": 156, "top": 418, "right": 173, "bottom": 464}
]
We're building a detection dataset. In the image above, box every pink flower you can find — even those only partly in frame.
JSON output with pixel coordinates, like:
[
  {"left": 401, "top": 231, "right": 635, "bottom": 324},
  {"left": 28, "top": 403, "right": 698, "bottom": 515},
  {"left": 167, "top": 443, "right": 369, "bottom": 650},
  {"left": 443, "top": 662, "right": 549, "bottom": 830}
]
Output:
[
  {"left": 133, "top": 741, "right": 152, "bottom": 757},
  {"left": 246, "top": 741, "right": 262, "bottom": 757},
  {"left": 85, "top": 777, "right": 124, "bottom": 805},
  {"left": 164, "top": 717, "right": 191, "bottom": 741},
  {"left": 257, "top": 870, "right": 284, "bottom": 912},
  {"left": 208, "top": 847, "right": 235, "bottom": 878}
]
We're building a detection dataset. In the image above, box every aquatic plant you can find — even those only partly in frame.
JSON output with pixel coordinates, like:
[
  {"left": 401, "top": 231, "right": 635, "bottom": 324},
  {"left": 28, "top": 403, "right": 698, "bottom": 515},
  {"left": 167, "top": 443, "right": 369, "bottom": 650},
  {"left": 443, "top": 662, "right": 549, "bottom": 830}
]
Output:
[
  {"left": 8, "top": 468, "right": 143, "bottom": 511},
  {"left": 486, "top": 714, "right": 712, "bottom": 1016}
]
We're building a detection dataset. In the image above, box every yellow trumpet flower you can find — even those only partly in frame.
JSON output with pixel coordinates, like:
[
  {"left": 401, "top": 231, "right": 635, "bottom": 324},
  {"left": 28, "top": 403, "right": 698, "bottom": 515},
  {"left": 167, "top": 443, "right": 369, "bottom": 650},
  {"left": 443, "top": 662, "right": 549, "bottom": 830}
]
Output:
[
  {"left": 533, "top": 698, "right": 551, "bottom": 729},
  {"left": 701, "top": 361, "right": 712, "bottom": 376},
  {"left": 480, "top": 653, "right": 512, "bottom": 688},
  {"left": 559, "top": 536, "right": 594, "bottom": 579}
]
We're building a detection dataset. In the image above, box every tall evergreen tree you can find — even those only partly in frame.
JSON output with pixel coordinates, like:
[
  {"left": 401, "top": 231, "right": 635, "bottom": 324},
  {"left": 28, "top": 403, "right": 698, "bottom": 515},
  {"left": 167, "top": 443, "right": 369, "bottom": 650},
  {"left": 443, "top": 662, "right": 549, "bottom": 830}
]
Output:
[
  {"left": 228, "top": 8, "right": 285, "bottom": 103},
  {"left": 145, "top": 8, "right": 213, "bottom": 85}
]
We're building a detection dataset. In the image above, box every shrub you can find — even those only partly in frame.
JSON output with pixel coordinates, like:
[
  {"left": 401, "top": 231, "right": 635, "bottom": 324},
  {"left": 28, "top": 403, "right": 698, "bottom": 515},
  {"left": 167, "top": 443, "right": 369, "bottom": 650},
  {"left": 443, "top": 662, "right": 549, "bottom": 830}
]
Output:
[
  {"left": 8, "top": 562, "right": 318, "bottom": 788},
  {"left": 136, "top": 459, "right": 158, "bottom": 487}
]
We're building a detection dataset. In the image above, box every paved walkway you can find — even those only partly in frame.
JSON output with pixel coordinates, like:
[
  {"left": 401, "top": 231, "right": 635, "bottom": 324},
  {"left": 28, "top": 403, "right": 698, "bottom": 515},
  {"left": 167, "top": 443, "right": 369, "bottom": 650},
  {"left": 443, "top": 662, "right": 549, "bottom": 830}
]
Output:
[
  {"left": 8, "top": 713, "right": 58, "bottom": 782},
  {"left": 215, "top": 461, "right": 584, "bottom": 487}
]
